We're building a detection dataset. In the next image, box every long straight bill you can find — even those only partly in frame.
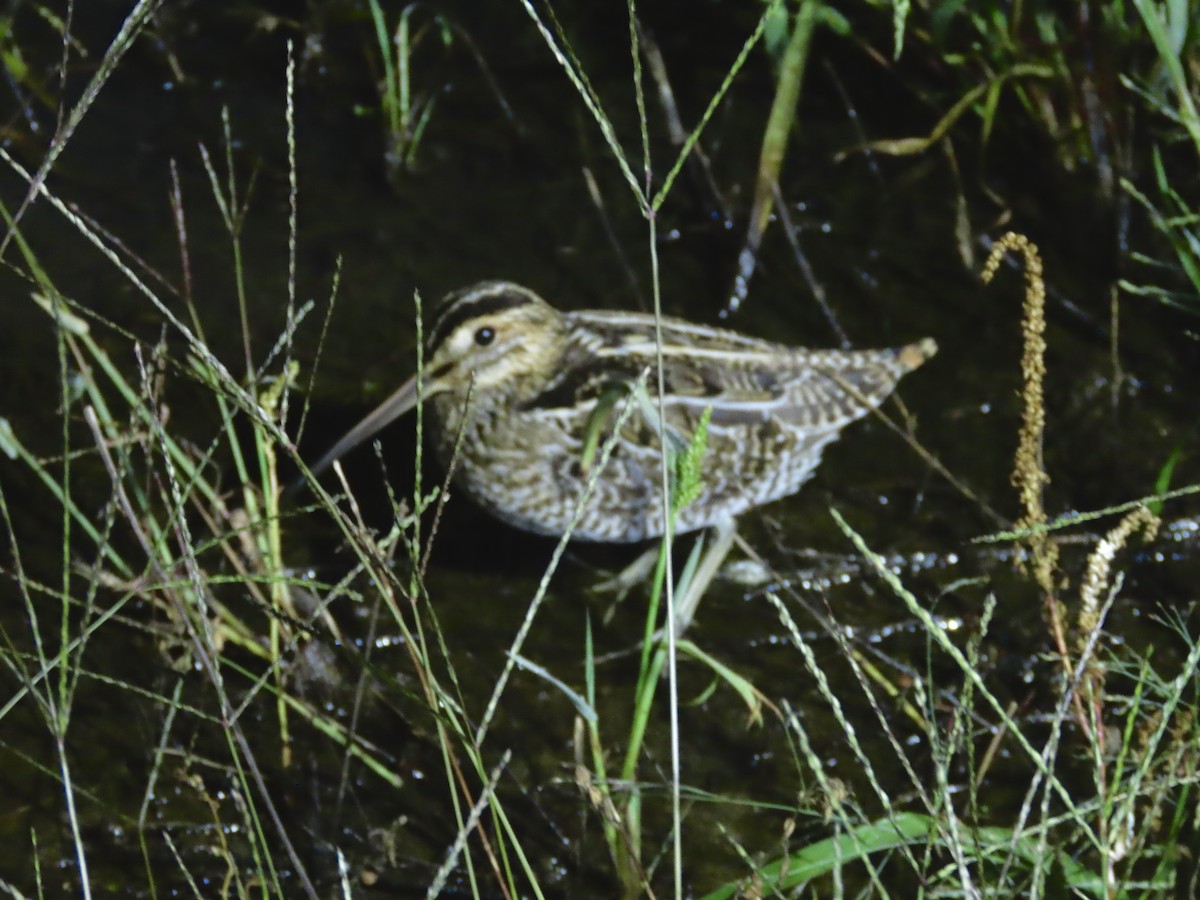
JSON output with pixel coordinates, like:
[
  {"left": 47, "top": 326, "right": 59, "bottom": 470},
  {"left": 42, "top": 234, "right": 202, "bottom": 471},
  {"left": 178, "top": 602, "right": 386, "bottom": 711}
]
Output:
[{"left": 307, "top": 373, "right": 422, "bottom": 478}]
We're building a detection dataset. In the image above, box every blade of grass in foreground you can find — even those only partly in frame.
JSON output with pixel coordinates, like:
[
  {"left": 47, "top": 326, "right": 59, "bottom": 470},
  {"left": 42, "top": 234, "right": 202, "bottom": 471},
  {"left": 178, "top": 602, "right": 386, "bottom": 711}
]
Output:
[{"left": 700, "top": 813, "right": 1112, "bottom": 898}]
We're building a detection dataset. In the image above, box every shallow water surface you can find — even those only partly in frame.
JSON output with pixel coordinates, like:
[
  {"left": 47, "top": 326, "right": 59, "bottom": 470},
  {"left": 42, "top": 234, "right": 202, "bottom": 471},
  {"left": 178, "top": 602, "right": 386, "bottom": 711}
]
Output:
[{"left": 0, "top": 2, "right": 1197, "bottom": 896}]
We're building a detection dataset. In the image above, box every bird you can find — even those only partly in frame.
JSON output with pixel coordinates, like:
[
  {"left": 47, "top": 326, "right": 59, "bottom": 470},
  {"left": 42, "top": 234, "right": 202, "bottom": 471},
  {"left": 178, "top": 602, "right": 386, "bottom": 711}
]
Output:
[{"left": 306, "top": 281, "right": 936, "bottom": 543}]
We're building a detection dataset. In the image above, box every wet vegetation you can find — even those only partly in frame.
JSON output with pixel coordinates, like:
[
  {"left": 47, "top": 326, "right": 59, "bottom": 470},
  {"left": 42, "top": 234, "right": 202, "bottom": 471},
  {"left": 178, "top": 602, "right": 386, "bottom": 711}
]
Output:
[{"left": 1, "top": 0, "right": 1199, "bottom": 897}]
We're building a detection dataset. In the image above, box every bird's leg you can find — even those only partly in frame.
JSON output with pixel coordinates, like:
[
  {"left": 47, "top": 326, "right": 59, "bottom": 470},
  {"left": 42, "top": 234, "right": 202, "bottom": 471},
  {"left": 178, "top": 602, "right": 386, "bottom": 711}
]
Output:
[
  {"left": 672, "top": 516, "right": 737, "bottom": 634},
  {"left": 595, "top": 545, "right": 661, "bottom": 623},
  {"left": 595, "top": 517, "right": 737, "bottom": 632}
]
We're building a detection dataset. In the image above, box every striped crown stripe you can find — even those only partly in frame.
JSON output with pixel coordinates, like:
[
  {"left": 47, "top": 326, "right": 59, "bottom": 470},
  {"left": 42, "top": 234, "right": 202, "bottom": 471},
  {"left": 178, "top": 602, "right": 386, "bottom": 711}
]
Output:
[{"left": 428, "top": 285, "right": 534, "bottom": 352}]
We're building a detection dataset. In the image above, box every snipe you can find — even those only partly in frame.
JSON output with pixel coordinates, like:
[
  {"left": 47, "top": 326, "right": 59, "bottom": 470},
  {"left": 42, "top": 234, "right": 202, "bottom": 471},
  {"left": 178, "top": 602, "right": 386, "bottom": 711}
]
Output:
[{"left": 308, "top": 282, "right": 936, "bottom": 542}]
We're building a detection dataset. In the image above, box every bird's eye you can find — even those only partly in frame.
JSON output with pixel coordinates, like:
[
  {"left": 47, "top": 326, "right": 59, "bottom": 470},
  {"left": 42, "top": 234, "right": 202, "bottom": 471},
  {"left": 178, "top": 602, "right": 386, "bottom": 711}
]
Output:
[{"left": 474, "top": 326, "right": 496, "bottom": 346}]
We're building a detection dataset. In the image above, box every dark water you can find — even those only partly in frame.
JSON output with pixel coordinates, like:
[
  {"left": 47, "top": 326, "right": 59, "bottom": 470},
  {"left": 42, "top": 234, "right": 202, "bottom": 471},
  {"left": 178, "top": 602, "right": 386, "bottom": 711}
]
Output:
[{"left": 1, "top": 1, "right": 1197, "bottom": 896}]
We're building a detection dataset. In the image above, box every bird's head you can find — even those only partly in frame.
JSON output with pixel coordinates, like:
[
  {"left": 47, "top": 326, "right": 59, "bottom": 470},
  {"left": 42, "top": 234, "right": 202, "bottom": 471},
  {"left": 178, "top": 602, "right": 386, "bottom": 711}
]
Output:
[{"left": 306, "top": 282, "right": 566, "bottom": 479}]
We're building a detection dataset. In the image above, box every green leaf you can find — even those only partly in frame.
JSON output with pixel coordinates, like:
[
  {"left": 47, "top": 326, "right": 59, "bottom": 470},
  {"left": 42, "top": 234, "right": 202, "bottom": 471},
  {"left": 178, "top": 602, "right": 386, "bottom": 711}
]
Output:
[
  {"left": 701, "top": 814, "right": 1112, "bottom": 899},
  {"left": 0, "top": 418, "right": 17, "bottom": 460},
  {"left": 673, "top": 406, "right": 712, "bottom": 510},
  {"left": 32, "top": 292, "right": 89, "bottom": 335},
  {"left": 891, "top": 0, "right": 910, "bottom": 60},
  {"left": 510, "top": 653, "right": 597, "bottom": 724},
  {"left": 700, "top": 814, "right": 934, "bottom": 899},
  {"left": 1149, "top": 448, "right": 1182, "bottom": 517},
  {"left": 762, "top": 1, "right": 791, "bottom": 61},
  {"left": 678, "top": 639, "right": 764, "bottom": 726}
]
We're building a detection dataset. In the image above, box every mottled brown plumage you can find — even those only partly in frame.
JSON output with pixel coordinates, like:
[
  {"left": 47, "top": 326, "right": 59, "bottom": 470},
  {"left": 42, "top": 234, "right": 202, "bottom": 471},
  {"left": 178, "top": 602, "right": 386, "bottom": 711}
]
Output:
[{"left": 310, "top": 282, "right": 936, "bottom": 542}]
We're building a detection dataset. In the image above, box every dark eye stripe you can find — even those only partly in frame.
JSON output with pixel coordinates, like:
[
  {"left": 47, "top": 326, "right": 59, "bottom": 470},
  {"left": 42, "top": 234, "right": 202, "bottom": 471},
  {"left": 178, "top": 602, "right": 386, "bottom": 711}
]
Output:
[{"left": 428, "top": 286, "right": 533, "bottom": 353}]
